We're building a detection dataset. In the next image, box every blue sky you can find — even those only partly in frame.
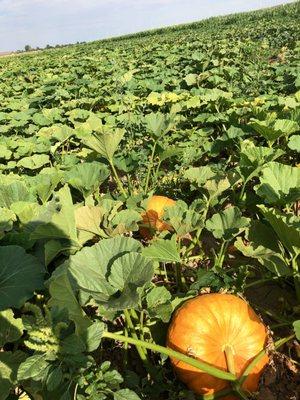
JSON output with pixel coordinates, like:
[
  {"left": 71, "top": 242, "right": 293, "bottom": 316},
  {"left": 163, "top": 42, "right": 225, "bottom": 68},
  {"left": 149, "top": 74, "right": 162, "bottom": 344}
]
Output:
[{"left": 0, "top": 0, "right": 294, "bottom": 51}]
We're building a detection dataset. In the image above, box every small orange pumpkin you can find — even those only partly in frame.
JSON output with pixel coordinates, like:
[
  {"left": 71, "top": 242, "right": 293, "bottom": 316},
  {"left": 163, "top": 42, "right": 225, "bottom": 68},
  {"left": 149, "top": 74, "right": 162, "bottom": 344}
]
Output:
[
  {"left": 167, "top": 293, "right": 269, "bottom": 399},
  {"left": 140, "top": 195, "right": 175, "bottom": 239}
]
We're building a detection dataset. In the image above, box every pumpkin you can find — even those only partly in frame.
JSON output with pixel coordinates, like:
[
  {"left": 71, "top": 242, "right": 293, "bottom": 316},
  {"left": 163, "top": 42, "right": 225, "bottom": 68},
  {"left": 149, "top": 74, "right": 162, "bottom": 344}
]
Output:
[
  {"left": 167, "top": 293, "right": 269, "bottom": 399},
  {"left": 140, "top": 195, "right": 175, "bottom": 239}
]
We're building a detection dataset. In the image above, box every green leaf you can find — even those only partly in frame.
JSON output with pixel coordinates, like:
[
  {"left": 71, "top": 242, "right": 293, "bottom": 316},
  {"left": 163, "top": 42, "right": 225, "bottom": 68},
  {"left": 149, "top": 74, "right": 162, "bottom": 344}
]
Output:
[
  {"left": 0, "top": 246, "right": 44, "bottom": 311},
  {"left": 85, "top": 320, "right": 105, "bottom": 352},
  {"left": 17, "top": 354, "right": 49, "bottom": 381},
  {"left": 65, "top": 162, "right": 109, "bottom": 199},
  {"left": 46, "top": 366, "right": 63, "bottom": 391},
  {"left": 258, "top": 205, "right": 300, "bottom": 256},
  {"left": 288, "top": 135, "right": 300, "bottom": 152},
  {"left": 0, "top": 144, "right": 12, "bottom": 160},
  {"left": 206, "top": 206, "right": 250, "bottom": 241},
  {"left": 17, "top": 154, "right": 50, "bottom": 170},
  {"left": 75, "top": 205, "right": 105, "bottom": 237},
  {"left": 31, "top": 185, "right": 78, "bottom": 244},
  {"left": 256, "top": 162, "right": 300, "bottom": 205},
  {"left": 146, "top": 286, "right": 172, "bottom": 322},
  {"left": 0, "top": 351, "right": 26, "bottom": 400},
  {"left": 293, "top": 320, "right": 300, "bottom": 340},
  {"left": 0, "top": 181, "right": 34, "bottom": 208},
  {"left": 114, "top": 389, "right": 141, "bottom": 400},
  {"left": 0, "top": 207, "right": 16, "bottom": 237},
  {"left": 144, "top": 112, "right": 174, "bottom": 138},
  {"left": 48, "top": 267, "right": 91, "bottom": 335},
  {"left": 0, "top": 309, "right": 24, "bottom": 346},
  {"left": 164, "top": 201, "right": 204, "bottom": 236},
  {"left": 184, "top": 166, "right": 216, "bottom": 186},
  {"left": 142, "top": 237, "right": 181, "bottom": 263},
  {"left": 82, "top": 127, "right": 125, "bottom": 161},
  {"left": 184, "top": 73, "right": 198, "bottom": 86},
  {"left": 108, "top": 252, "right": 154, "bottom": 310},
  {"left": 63, "top": 237, "right": 142, "bottom": 305}
]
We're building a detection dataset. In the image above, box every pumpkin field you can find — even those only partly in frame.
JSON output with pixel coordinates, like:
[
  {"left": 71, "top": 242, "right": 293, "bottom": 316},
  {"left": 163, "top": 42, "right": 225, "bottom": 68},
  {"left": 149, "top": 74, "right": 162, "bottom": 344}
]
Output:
[{"left": 0, "top": 2, "right": 299, "bottom": 399}]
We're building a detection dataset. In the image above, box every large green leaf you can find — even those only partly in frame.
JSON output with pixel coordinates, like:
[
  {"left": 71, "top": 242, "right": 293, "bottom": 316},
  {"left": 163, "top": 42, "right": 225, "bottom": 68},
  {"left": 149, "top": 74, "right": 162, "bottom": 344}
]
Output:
[
  {"left": 144, "top": 112, "right": 174, "bottom": 138},
  {"left": 0, "top": 351, "right": 26, "bottom": 400},
  {"left": 82, "top": 127, "right": 125, "bottom": 161},
  {"left": 30, "top": 185, "right": 79, "bottom": 245},
  {"left": 258, "top": 205, "right": 300, "bottom": 256},
  {"left": 206, "top": 206, "right": 250, "bottom": 241},
  {"left": 142, "top": 237, "right": 181, "bottom": 263},
  {"left": 256, "top": 162, "right": 300, "bottom": 205},
  {"left": 17, "top": 154, "right": 50, "bottom": 170},
  {"left": 0, "top": 246, "right": 44, "bottom": 310},
  {"left": 0, "top": 181, "right": 34, "bottom": 208},
  {"left": 48, "top": 267, "right": 91, "bottom": 335},
  {"left": 0, "top": 309, "right": 24, "bottom": 346},
  {"left": 65, "top": 162, "right": 109, "bottom": 199},
  {"left": 108, "top": 252, "right": 154, "bottom": 310},
  {"left": 63, "top": 237, "right": 142, "bottom": 304}
]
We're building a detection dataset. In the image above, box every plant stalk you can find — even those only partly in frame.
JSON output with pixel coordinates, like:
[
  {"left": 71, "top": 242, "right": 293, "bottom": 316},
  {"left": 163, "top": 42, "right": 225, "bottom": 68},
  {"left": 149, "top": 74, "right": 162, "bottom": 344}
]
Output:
[
  {"left": 109, "top": 159, "right": 127, "bottom": 197},
  {"left": 144, "top": 140, "right": 158, "bottom": 193},
  {"left": 103, "top": 331, "right": 236, "bottom": 381}
]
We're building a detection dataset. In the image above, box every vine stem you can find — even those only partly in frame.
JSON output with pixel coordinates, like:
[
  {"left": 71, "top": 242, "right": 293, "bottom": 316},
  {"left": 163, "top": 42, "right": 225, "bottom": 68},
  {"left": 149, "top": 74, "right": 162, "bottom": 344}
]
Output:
[
  {"left": 144, "top": 140, "right": 158, "bottom": 193},
  {"left": 109, "top": 159, "right": 127, "bottom": 197},
  {"left": 103, "top": 331, "right": 236, "bottom": 381},
  {"left": 124, "top": 309, "right": 148, "bottom": 362}
]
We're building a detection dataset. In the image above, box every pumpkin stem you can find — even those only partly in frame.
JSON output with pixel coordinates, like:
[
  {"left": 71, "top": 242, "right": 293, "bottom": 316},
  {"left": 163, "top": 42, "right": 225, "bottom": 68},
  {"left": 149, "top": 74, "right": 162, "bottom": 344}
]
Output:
[{"left": 224, "top": 345, "right": 236, "bottom": 376}]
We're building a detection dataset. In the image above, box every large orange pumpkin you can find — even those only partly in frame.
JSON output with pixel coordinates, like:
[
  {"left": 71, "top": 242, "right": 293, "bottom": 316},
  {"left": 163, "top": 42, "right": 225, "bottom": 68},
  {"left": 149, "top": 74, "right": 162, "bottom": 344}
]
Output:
[
  {"left": 167, "top": 293, "right": 269, "bottom": 399},
  {"left": 140, "top": 195, "right": 175, "bottom": 239}
]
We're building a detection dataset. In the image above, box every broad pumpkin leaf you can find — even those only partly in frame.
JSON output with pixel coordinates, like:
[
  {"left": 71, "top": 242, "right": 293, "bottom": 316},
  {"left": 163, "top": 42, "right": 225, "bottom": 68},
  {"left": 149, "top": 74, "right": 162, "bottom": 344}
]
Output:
[
  {"left": 17, "top": 154, "right": 50, "bottom": 170},
  {"left": 0, "top": 309, "right": 24, "bottom": 346},
  {"left": 0, "top": 246, "right": 44, "bottom": 310},
  {"left": 256, "top": 162, "right": 300, "bottom": 205},
  {"left": 114, "top": 389, "right": 141, "bottom": 400},
  {"left": 234, "top": 237, "right": 291, "bottom": 276},
  {"left": 17, "top": 353, "right": 49, "bottom": 381},
  {"left": 28, "top": 173, "right": 61, "bottom": 203},
  {"left": 144, "top": 112, "right": 174, "bottom": 138},
  {"left": 48, "top": 267, "right": 91, "bottom": 335},
  {"left": 0, "top": 144, "right": 12, "bottom": 160},
  {"left": 288, "top": 135, "right": 300, "bottom": 152},
  {"left": 206, "top": 206, "right": 250, "bottom": 241},
  {"left": 10, "top": 201, "right": 41, "bottom": 225},
  {"left": 30, "top": 185, "right": 79, "bottom": 245},
  {"left": 184, "top": 166, "right": 216, "bottom": 186},
  {"left": 0, "top": 181, "right": 34, "bottom": 208},
  {"left": 85, "top": 320, "right": 106, "bottom": 352},
  {"left": 164, "top": 201, "right": 203, "bottom": 236},
  {"left": 258, "top": 205, "right": 300, "bottom": 256},
  {"left": 75, "top": 205, "right": 105, "bottom": 237},
  {"left": 0, "top": 351, "right": 26, "bottom": 400},
  {"left": 108, "top": 252, "right": 154, "bottom": 310},
  {"left": 142, "top": 237, "right": 181, "bottom": 263},
  {"left": 250, "top": 118, "right": 299, "bottom": 143},
  {"left": 62, "top": 237, "right": 142, "bottom": 304},
  {"left": 0, "top": 207, "right": 16, "bottom": 238},
  {"left": 82, "top": 127, "right": 125, "bottom": 161},
  {"left": 239, "top": 145, "right": 284, "bottom": 170},
  {"left": 146, "top": 286, "right": 172, "bottom": 322},
  {"left": 65, "top": 162, "right": 109, "bottom": 199}
]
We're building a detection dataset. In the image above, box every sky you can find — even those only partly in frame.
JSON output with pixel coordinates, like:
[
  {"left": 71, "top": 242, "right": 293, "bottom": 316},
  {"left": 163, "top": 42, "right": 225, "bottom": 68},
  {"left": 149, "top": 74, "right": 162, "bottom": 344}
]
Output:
[{"left": 0, "top": 0, "right": 295, "bottom": 52}]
